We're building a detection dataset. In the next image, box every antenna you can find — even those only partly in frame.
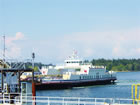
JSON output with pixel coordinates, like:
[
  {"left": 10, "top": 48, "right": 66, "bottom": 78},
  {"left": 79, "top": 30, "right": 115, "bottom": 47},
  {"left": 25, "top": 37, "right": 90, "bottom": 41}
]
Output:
[{"left": 3, "top": 35, "right": 6, "bottom": 61}]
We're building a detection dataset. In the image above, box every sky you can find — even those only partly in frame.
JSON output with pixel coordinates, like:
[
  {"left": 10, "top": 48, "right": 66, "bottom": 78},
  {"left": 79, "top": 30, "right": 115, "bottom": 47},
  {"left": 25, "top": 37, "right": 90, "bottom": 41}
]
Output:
[{"left": 0, "top": 0, "right": 140, "bottom": 64}]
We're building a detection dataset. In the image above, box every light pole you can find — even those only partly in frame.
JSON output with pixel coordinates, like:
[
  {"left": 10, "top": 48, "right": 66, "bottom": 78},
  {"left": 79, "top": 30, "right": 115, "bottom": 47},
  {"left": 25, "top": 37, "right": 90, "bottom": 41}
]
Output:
[
  {"left": 32, "top": 52, "right": 35, "bottom": 82},
  {"left": 32, "top": 52, "right": 36, "bottom": 105}
]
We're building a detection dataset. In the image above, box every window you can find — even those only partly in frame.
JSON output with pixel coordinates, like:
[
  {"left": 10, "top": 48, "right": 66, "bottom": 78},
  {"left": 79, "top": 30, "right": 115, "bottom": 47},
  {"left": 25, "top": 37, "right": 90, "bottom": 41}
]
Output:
[{"left": 21, "top": 83, "right": 27, "bottom": 94}]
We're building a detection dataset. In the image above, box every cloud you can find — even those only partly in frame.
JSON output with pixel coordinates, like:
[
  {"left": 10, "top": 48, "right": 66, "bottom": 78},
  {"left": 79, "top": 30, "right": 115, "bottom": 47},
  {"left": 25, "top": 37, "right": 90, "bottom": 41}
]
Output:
[
  {"left": 5, "top": 32, "right": 25, "bottom": 58},
  {"left": 29, "top": 27, "right": 140, "bottom": 63},
  {"left": 6, "top": 28, "right": 139, "bottom": 63},
  {"left": 6, "top": 32, "right": 24, "bottom": 45}
]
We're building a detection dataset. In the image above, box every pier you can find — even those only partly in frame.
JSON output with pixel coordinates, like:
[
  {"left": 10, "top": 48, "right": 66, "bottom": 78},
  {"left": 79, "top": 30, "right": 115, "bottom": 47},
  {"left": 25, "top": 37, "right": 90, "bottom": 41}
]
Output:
[{"left": 0, "top": 68, "right": 34, "bottom": 105}]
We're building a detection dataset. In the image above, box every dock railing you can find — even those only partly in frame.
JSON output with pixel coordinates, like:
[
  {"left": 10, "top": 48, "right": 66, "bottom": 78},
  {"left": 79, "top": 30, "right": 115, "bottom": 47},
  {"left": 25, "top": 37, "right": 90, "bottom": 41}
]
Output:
[
  {"left": 0, "top": 93, "right": 138, "bottom": 105},
  {"left": 19, "top": 96, "right": 138, "bottom": 105}
]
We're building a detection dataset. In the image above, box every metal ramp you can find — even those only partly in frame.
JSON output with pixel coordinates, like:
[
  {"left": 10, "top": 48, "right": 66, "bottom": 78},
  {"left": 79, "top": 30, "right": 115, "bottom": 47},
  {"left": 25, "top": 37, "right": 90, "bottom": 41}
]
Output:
[{"left": 5, "top": 59, "right": 32, "bottom": 69}]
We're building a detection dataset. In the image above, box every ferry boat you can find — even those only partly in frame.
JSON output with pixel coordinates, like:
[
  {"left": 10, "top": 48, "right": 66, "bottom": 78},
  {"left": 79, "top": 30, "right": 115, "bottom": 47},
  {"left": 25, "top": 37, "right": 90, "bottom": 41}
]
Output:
[{"left": 37, "top": 51, "right": 117, "bottom": 90}]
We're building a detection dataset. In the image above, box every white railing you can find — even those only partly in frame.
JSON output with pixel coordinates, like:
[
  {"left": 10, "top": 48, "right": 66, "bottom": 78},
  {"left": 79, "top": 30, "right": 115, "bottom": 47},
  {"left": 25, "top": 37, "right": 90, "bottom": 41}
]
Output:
[
  {"left": 0, "top": 94, "right": 139, "bottom": 105},
  {"left": 19, "top": 96, "right": 137, "bottom": 105}
]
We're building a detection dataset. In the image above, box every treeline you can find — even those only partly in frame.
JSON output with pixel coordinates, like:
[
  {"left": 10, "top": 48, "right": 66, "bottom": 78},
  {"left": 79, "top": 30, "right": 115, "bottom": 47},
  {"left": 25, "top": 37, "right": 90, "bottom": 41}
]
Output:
[
  {"left": 7, "top": 59, "right": 140, "bottom": 72},
  {"left": 90, "top": 59, "right": 140, "bottom": 71}
]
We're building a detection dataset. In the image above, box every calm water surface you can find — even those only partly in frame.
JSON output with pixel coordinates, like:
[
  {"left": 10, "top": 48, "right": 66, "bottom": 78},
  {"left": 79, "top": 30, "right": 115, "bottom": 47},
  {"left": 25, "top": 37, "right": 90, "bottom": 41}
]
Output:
[{"left": 37, "top": 72, "right": 140, "bottom": 98}]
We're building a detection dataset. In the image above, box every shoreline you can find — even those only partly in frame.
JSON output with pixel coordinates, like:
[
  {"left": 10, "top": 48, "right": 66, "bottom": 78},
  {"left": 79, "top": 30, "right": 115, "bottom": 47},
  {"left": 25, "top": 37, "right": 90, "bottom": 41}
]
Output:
[{"left": 115, "top": 71, "right": 140, "bottom": 72}]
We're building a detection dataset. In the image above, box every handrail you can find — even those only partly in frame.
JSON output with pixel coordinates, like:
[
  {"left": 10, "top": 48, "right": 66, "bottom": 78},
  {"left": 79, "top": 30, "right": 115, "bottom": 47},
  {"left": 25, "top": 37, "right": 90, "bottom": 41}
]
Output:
[
  {"left": 0, "top": 94, "right": 135, "bottom": 105},
  {"left": 132, "top": 84, "right": 140, "bottom": 104}
]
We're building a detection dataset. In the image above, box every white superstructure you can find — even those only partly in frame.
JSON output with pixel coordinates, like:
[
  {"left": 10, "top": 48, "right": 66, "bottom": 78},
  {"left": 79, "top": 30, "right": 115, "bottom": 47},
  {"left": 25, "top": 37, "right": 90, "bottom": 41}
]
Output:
[{"left": 40, "top": 51, "right": 116, "bottom": 80}]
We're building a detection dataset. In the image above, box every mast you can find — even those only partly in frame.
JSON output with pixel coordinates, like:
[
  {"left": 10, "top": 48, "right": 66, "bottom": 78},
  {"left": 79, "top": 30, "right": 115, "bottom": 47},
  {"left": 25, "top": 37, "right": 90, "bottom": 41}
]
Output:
[{"left": 3, "top": 35, "right": 6, "bottom": 62}]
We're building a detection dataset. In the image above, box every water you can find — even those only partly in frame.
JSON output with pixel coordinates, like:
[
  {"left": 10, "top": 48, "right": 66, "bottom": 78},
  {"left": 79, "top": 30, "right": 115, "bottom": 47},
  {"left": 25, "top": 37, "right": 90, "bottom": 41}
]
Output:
[{"left": 36, "top": 72, "right": 140, "bottom": 98}]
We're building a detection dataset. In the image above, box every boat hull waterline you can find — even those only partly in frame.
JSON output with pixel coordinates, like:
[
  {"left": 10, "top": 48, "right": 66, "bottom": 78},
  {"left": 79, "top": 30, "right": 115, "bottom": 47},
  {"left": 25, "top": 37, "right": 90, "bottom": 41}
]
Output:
[{"left": 36, "top": 77, "right": 116, "bottom": 90}]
